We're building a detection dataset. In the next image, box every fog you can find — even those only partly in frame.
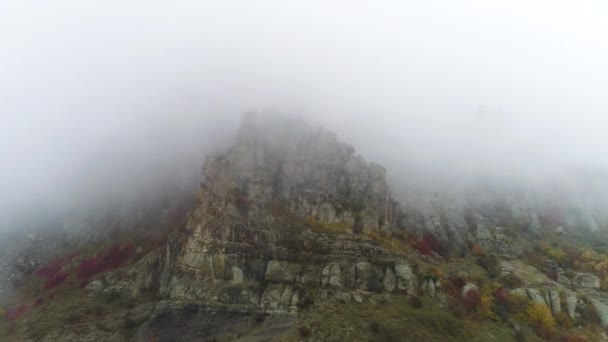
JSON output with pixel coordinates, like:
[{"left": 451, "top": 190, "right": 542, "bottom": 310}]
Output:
[{"left": 1, "top": 1, "right": 608, "bottom": 231}]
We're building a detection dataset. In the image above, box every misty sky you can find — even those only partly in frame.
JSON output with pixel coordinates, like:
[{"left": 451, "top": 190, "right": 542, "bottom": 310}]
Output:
[{"left": 1, "top": 1, "right": 608, "bottom": 222}]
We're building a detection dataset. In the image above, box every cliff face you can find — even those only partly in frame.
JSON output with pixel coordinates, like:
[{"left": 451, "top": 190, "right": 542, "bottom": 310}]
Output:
[
  {"left": 205, "top": 112, "right": 399, "bottom": 231},
  {"left": 131, "top": 113, "right": 422, "bottom": 340},
  {"left": 4, "top": 114, "right": 608, "bottom": 341}
]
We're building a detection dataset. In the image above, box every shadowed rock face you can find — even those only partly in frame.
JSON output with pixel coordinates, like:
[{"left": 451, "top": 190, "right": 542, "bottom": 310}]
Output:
[{"left": 135, "top": 302, "right": 258, "bottom": 342}]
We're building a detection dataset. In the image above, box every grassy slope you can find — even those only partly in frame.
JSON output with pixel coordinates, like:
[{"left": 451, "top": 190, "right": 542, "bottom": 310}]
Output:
[{"left": 267, "top": 296, "right": 531, "bottom": 342}]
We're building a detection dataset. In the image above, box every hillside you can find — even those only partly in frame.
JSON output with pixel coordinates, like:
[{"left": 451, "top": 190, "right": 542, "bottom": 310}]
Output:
[{"left": 2, "top": 113, "right": 608, "bottom": 341}]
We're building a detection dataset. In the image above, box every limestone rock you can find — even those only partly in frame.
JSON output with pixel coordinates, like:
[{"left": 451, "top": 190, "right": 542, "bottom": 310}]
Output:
[
  {"left": 261, "top": 284, "right": 287, "bottom": 310},
  {"left": 383, "top": 268, "right": 396, "bottom": 292},
  {"left": 321, "top": 263, "right": 343, "bottom": 288},
  {"left": 423, "top": 278, "right": 436, "bottom": 297},
  {"left": 265, "top": 260, "right": 301, "bottom": 283},
  {"left": 526, "top": 288, "right": 547, "bottom": 305},
  {"left": 86, "top": 279, "right": 105, "bottom": 292},
  {"left": 591, "top": 299, "right": 608, "bottom": 328},
  {"left": 548, "top": 290, "right": 561, "bottom": 314},
  {"left": 565, "top": 292, "right": 578, "bottom": 319},
  {"left": 573, "top": 273, "right": 600, "bottom": 289},
  {"left": 394, "top": 262, "right": 417, "bottom": 293},
  {"left": 355, "top": 261, "right": 383, "bottom": 291},
  {"left": 231, "top": 266, "right": 244, "bottom": 284}
]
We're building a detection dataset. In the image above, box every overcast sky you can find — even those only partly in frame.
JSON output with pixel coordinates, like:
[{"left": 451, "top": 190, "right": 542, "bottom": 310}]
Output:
[{"left": 1, "top": 1, "right": 608, "bottom": 221}]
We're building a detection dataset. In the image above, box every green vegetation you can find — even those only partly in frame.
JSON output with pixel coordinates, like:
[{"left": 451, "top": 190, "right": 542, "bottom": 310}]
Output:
[
  {"left": 294, "top": 296, "right": 466, "bottom": 341},
  {"left": 4, "top": 283, "right": 156, "bottom": 341},
  {"left": 525, "top": 302, "right": 556, "bottom": 340},
  {"left": 476, "top": 253, "right": 501, "bottom": 278},
  {"left": 280, "top": 295, "right": 521, "bottom": 342}
]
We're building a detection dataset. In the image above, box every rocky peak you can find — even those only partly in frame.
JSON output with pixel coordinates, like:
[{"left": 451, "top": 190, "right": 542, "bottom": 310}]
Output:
[{"left": 199, "top": 112, "right": 399, "bottom": 232}]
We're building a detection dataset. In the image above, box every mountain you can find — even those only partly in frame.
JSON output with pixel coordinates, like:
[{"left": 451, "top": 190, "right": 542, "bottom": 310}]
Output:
[{"left": 2, "top": 113, "right": 608, "bottom": 341}]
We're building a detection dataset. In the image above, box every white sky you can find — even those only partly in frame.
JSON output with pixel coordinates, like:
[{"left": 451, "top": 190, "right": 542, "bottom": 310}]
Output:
[{"left": 1, "top": 0, "right": 608, "bottom": 216}]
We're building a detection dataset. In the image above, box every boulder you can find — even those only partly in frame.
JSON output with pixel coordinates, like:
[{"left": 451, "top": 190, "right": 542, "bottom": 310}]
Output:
[
  {"left": 265, "top": 260, "right": 301, "bottom": 283},
  {"left": 573, "top": 273, "right": 600, "bottom": 289},
  {"left": 85, "top": 280, "right": 105, "bottom": 292},
  {"left": 321, "top": 263, "right": 343, "bottom": 288},
  {"left": 591, "top": 299, "right": 608, "bottom": 328}
]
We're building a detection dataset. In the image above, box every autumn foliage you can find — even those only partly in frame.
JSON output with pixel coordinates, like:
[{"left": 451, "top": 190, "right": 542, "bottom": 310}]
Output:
[
  {"left": 35, "top": 253, "right": 78, "bottom": 290},
  {"left": 6, "top": 303, "right": 30, "bottom": 320},
  {"left": 413, "top": 233, "right": 447, "bottom": 256},
  {"left": 43, "top": 272, "right": 70, "bottom": 290},
  {"left": 75, "top": 244, "right": 135, "bottom": 280},
  {"left": 526, "top": 302, "right": 556, "bottom": 339},
  {"left": 414, "top": 239, "right": 432, "bottom": 255},
  {"left": 463, "top": 288, "right": 481, "bottom": 313}
]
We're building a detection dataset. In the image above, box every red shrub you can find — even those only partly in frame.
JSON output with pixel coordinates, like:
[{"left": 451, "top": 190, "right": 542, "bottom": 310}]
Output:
[
  {"left": 442, "top": 276, "right": 467, "bottom": 297},
  {"left": 47, "top": 292, "right": 57, "bottom": 300},
  {"left": 492, "top": 287, "right": 510, "bottom": 318},
  {"left": 36, "top": 253, "right": 78, "bottom": 290},
  {"left": 463, "top": 288, "right": 481, "bottom": 312},
  {"left": 43, "top": 271, "right": 70, "bottom": 289},
  {"left": 35, "top": 253, "right": 77, "bottom": 278},
  {"left": 6, "top": 303, "right": 30, "bottom": 320},
  {"left": 75, "top": 244, "right": 134, "bottom": 280},
  {"left": 563, "top": 336, "right": 587, "bottom": 342},
  {"left": 422, "top": 233, "right": 448, "bottom": 256},
  {"left": 415, "top": 239, "right": 432, "bottom": 255}
]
